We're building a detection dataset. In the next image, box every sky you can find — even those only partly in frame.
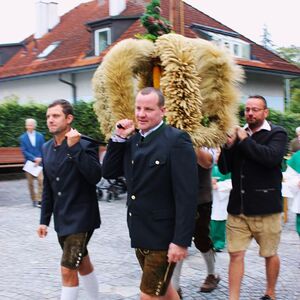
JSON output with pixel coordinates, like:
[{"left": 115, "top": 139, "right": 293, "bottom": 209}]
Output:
[{"left": 0, "top": 0, "right": 299, "bottom": 47}]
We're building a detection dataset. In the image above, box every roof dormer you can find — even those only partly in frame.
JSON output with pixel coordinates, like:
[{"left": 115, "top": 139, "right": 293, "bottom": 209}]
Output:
[
  {"left": 86, "top": 15, "right": 140, "bottom": 57},
  {"left": 191, "top": 24, "right": 251, "bottom": 60}
]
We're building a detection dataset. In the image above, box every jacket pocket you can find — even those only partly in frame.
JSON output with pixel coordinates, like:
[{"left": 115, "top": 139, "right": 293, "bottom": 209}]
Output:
[{"left": 254, "top": 188, "right": 276, "bottom": 193}]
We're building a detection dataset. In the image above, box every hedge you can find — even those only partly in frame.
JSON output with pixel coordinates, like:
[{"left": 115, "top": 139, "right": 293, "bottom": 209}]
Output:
[
  {"left": 0, "top": 100, "right": 103, "bottom": 147},
  {"left": 0, "top": 100, "right": 299, "bottom": 147}
]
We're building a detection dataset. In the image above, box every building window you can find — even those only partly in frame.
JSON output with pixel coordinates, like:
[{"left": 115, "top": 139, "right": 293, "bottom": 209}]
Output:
[
  {"left": 209, "top": 32, "right": 250, "bottom": 59},
  {"left": 37, "top": 41, "right": 60, "bottom": 58},
  {"left": 95, "top": 28, "right": 111, "bottom": 56},
  {"left": 233, "top": 44, "right": 240, "bottom": 56}
]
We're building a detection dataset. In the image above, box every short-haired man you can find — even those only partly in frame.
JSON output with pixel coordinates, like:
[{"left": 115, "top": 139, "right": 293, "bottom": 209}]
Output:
[
  {"left": 218, "top": 95, "right": 288, "bottom": 300},
  {"left": 102, "top": 87, "right": 198, "bottom": 300},
  {"left": 37, "top": 99, "right": 102, "bottom": 300},
  {"left": 20, "top": 118, "right": 45, "bottom": 207}
]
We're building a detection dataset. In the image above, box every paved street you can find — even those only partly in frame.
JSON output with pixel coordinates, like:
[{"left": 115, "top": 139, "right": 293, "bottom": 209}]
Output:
[{"left": 0, "top": 177, "right": 299, "bottom": 300}]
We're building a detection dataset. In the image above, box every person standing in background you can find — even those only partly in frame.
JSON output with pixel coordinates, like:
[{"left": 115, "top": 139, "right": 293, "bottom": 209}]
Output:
[{"left": 19, "top": 118, "right": 45, "bottom": 207}]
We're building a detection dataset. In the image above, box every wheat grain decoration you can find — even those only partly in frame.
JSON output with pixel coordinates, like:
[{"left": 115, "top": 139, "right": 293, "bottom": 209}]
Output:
[
  {"left": 188, "top": 37, "right": 244, "bottom": 147},
  {"left": 93, "top": 34, "right": 244, "bottom": 146},
  {"left": 155, "top": 34, "right": 203, "bottom": 140},
  {"left": 92, "top": 38, "right": 155, "bottom": 140}
]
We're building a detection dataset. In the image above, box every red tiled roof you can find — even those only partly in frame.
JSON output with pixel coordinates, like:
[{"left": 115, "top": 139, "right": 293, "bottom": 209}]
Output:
[{"left": 0, "top": 0, "right": 299, "bottom": 80}]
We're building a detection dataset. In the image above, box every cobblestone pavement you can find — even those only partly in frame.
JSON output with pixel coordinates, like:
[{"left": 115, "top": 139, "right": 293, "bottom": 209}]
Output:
[{"left": 0, "top": 178, "right": 300, "bottom": 300}]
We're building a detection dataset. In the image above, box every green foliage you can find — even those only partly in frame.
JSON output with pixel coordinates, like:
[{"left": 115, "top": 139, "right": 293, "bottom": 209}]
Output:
[
  {"left": 72, "top": 101, "right": 104, "bottom": 142},
  {"left": 261, "top": 24, "right": 274, "bottom": 50},
  {"left": 135, "top": 33, "right": 157, "bottom": 42},
  {"left": 276, "top": 45, "right": 300, "bottom": 113},
  {"left": 0, "top": 100, "right": 103, "bottom": 147},
  {"left": 289, "top": 89, "right": 300, "bottom": 113},
  {"left": 1, "top": 100, "right": 300, "bottom": 147},
  {"left": 139, "top": 0, "right": 172, "bottom": 40},
  {"left": 276, "top": 46, "right": 300, "bottom": 66},
  {"left": 0, "top": 101, "right": 48, "bottom": 147}
]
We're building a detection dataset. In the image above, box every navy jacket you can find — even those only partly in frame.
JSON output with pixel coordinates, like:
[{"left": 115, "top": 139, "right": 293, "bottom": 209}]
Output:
[
  {"left": 20, "top": 131, "right": 45, "bottom": 163},
  {"left": 40, "top": 139, "right": 102, "bottom": 236},
  {"left": 218, "top": 124, "right": 288, "bottom": 216},
  {"left": 102, "top": 124, "right": 198, "bottom": 250}
]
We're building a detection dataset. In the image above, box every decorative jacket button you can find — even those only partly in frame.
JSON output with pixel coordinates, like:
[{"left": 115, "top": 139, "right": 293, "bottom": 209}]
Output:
[
  {"left": 56, "top": 177, "right": 60, "bottom": 181},
  {"left": 58, "top": 192, "right": 62, "bottom": 196},
  {"left": 241, "top": 190, "right": 245, "bottom": 194},
  {"left": 131, "top": 195, "right": 136, "bottom": 200},
  {"left": 155, "top": 160, "right": 160, "bottom": 165}
]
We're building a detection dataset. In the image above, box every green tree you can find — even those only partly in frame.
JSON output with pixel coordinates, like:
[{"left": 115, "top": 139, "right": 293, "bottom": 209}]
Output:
[
  {"left": 261, "top": 24, "right": 274, "bottom": 50},
  {"left": 276, "top": 45, "right": 300, "bottom": 113}
]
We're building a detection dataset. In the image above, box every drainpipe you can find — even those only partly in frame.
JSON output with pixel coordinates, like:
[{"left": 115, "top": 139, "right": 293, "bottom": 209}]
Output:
[
  {"left": 58, "top": 73, "right": 77, "bottom": 104},
  {"left": 284, "top": 78, "right": 290, "bottom": 111}
]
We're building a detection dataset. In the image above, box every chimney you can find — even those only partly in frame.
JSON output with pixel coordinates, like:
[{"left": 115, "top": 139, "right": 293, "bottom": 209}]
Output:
[
  {"left": 35, "top": 1, "right": 59, "bottom": 39},
  {"left": 109, "top": 0, "right": 126, "bottom": 16},
  {"left": 48, "top": 2, "right": 59, "bottom": 30},
  {"left": 35, "top": 1, "right": 48, "bottom": 39}
]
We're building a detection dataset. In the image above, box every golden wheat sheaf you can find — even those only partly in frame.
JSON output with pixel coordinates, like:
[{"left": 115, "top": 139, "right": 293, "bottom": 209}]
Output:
[
  {"left": 155, "top": 34, "right": 203, "bottom": 136},
  {"left": 190, "top": 38, "right": 244, "bottom": 146},
  {"left": 93, "top": 34, "right": 244, "bottom": 146},
  {"left": 92, "top": 38, "right": 154, "bottom": 140},
  {"left": 92, "top": 64, "right": 113, "bottom": 140}
]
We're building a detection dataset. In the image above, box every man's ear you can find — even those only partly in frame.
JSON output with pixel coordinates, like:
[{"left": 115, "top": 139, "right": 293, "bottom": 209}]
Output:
[
  {"left": 66, "top": 114, "right": 74, "bottom": 125},
  {"left": 264, "top": 108, "right": 269, "bottom": 118}
]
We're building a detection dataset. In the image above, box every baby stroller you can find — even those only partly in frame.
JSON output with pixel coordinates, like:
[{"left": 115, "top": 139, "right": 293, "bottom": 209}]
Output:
[{"left": 96, "top": 177, "right": 127, "bottom": 202}]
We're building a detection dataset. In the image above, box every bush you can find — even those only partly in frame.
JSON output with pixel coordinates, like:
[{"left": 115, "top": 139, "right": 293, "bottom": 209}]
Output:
[
  {"left": 0, "top": 100, "right": 299, "bottom": 147},
  {"left": 0, "top": 100, "right": 103, "bottom": 147}
]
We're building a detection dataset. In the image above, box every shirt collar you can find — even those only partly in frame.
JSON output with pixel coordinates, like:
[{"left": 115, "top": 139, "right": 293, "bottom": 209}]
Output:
[
  {"left": 243, "top": 120, "right": 271, "bottom": 136},
  {"left": 140, "top": 121, "right": 164, "bottom": 138},
  {"left": 27, "top": 130, "right": 36, "bottom": 136}
]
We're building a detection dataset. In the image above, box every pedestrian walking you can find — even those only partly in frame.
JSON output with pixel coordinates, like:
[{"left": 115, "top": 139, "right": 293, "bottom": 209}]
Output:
[
  {"left": 37, "top": 99, "right": 102, "bottom": 300},
  {"left": 102, "top": 87, "right": 198, "bottom": 300},
  {"left": 218, "top": 95, "right": 288, "bottom": 300}
]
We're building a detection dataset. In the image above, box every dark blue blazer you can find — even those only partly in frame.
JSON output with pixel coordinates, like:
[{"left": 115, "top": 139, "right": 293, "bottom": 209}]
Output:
[
  {"left": 102, "top": 124, "right": 198, "bottom": 250},
  {"left": 19, "top": 131, "right": 45, "bottom": 162},
  {"left": 40, "top": 139, "right": 102, "bottom": 236},
  {"left": 218, "top": 124, "right": 288, "bottom": 215}
]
